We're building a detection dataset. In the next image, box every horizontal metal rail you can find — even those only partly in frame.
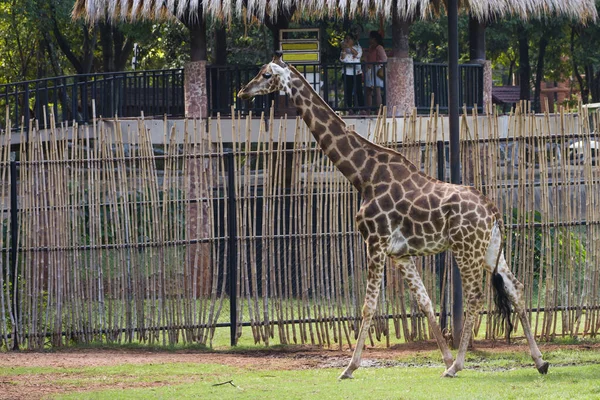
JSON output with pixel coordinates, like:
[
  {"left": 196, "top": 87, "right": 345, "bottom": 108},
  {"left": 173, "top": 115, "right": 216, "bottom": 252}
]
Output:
[
  {"left": 5, "top": 304, "right": 600, "bottom": 341},
  {"left": 1, "top": 63, "right": 485, "bottom": 131}
]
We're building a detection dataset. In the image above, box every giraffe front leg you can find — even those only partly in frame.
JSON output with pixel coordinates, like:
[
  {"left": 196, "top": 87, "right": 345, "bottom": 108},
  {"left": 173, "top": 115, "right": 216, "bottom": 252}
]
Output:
[
  {"left": 396, "top": 257, "right": 454, "bottom": 369},
  {"left": 339, "top": 247, "right": 385, "bottom": 380}
]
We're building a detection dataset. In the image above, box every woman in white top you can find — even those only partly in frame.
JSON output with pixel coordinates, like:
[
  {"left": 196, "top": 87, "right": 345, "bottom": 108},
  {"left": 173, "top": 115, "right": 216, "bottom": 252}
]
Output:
[{"left": 339, "top": 33, "right": 364, "bottom": 114}]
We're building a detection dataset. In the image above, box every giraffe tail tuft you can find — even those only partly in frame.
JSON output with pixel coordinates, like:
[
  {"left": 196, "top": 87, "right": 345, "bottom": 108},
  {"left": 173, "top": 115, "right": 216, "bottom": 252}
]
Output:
[{"left": 491, "top": 272, "right": 514, "bottom": 343}]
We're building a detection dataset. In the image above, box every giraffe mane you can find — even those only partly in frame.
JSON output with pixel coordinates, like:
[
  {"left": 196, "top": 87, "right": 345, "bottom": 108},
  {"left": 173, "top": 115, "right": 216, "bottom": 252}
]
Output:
[
  {"left": 286, "top": 64, "right": 346, "bottom": 127},
  {"left": 285, "top": 63, "right": 419, "bottom": 167}
]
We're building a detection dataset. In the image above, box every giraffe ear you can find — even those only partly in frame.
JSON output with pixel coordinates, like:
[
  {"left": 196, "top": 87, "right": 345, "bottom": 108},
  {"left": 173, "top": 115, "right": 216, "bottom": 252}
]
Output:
[{"left": 272, "top": 51, "right": 287, "bottom": 67}]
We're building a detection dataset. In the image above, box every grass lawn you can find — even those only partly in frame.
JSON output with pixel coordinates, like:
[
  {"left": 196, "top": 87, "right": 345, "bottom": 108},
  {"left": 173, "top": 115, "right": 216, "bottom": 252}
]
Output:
[
  {"left": 119, "top": 364, "right": 600, "bottom": 400},
  {"left": 2, "top": 341, "right": 600, "bottom": 399}
]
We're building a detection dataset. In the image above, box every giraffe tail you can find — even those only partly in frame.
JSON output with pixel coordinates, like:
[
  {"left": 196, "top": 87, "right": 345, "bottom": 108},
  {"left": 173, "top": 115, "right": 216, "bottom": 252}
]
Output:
[
  {"left": 491, "top": 270, "right": 514, "bottom": 343},
  {"left": 490, "top": 218, "right": 514, "bottom": 343}
]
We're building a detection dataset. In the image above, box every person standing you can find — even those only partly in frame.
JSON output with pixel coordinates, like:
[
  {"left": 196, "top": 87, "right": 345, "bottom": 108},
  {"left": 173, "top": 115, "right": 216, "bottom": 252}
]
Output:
[
  {"left": 365, "top": 30, "right": 387, "bottom": 111},
  {"left": 340, "top": 33, "right": 364, "bottom": 115}
]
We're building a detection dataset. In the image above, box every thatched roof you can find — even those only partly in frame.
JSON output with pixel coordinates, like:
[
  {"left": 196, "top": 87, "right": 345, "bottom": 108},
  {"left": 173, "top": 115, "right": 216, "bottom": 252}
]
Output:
[{"left": 72, "top": 0, "right": 597, "bottom": 23}]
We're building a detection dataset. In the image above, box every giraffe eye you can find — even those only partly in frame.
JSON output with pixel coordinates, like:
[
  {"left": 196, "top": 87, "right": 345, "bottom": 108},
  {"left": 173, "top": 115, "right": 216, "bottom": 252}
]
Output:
[{"left": 262, "top": 73, "right": 272, "bottom": 79}]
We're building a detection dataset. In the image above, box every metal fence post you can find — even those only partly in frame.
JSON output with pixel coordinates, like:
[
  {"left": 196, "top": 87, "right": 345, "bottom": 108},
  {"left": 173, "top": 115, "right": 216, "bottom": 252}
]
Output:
[
  {"left": 226, "top": 152, "right": 238, "bottom": 346},
  {"left": 24, "top": 85, "right": 30, "bottom": 136},
  {"left": 448, "top": 0, "right": 464, "bottom": 349},
  {"left": 436, "top": 141, "right": 447, "bottom": 331},
  {"left": 9, "top": 160, "right": 19, "bottom": 349}
]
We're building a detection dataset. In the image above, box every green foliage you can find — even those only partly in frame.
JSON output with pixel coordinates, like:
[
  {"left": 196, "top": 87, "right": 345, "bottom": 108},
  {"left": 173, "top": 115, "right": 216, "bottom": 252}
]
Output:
[
  {"left": 569, "top": 14, "right": 600, "bottom": 103},
  {"left": 1, "top": 0, "right": 599, "bottom": 109},
  {"left": 224, "top": 22, "right": 273, "bottom": 65},
  {"left": 506, "top": 209, "right": 587, "bottom": 279},
  {"left": 136, "top": 22, "right": 190, "bottom": 69},
  {"left": 486, "top": 19, "right": 522, "bottom": 86},
  {"left": 409, "top": 14, "right": 470, "bottom": 63},
  {"left": 0, "top": 0, "right": 44, "bottom": 82}
]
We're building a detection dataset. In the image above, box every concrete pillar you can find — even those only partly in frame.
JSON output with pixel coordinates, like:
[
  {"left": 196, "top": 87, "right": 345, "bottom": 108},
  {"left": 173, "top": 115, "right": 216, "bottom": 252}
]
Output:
[
  {"left": 184, "top": 60, "right": 208, "bottom": 119},
  {"left": 386, "top": 57, "right": 415, "bottom": 116}
]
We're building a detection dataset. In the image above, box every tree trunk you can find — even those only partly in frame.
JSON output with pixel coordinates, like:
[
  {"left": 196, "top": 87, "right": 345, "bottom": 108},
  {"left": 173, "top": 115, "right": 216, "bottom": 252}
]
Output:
[
  {"left": 571, "top": 26, "right": 588, "bottom": 104},
  {"left": 188, "top": 21, "right": 207, "bottom": 61},
  {"left": 114, "top": 27, "right": 134, "bottom": 72},
  {"left": 591, "top": 69, "right": 600, "bottom": 103},
  {"left": 533, "top": 35, "right": 549, "bottom": 112},
  {"left": 100, "top": 22, "right": 115, "bottom": 72},
  {"left": 468, "top": 17, "right": 486, "bottom": 61},
  {"left": 518, "top": 25, "right": 530, "bottom": 102},
  {"left": 180, "top": 7, "right": 208, "bottom": 63},
  {"left": 392, "top": 6, "right": 411, "bottom": 57},
  {"left": 211, "top": 24, "right": 229, "bottom": 113},
  {"left": 81, "top": 23, "right": 97, "bottom": 74},
  {"left": 213, "top": 25, "right": 227, "bottom": 64},
  {"left": 42, "top": 33, "right": 64, "bottom": 77},
  {"left": 506, "top": 59, "right": 515, "bottom": 86}
]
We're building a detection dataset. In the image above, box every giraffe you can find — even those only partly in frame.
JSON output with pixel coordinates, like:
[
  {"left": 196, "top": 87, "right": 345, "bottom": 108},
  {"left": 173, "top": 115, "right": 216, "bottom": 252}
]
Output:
[{"left": 237, "top": 53, "right": 549, "bottom": 379}]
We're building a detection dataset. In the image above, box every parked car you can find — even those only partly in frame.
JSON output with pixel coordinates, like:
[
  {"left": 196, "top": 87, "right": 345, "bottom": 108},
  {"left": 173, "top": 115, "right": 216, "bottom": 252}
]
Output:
[{"left": 568, "top": 139, "right": 599, "bottom": 166}]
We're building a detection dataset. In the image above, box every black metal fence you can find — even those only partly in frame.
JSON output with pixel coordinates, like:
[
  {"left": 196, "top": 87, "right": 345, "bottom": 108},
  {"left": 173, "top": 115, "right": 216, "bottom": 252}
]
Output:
[
  {"left": 207, "top": 62, "right": 484, "bottom": 116},
  {"left": 0, "top": 69, "right": 184, "bottom": 131},
  {"left": 1, "top": 63, "right": 484, "bottom": 131},
  {"left": 413, "top": 63, "right": 484, "bottom": 113},
  {"left": 207, "top": 62, "right": 392, "bottom": 116}
]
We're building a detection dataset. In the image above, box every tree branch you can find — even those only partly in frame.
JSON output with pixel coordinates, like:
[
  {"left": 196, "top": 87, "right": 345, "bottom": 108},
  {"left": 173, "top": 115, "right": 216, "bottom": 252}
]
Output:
[
  {"left": 570, "top": 25, "right": 587, "bottom": 103},
  {"left": 51, "top": 15, "right": 84, "bottom": 73}
]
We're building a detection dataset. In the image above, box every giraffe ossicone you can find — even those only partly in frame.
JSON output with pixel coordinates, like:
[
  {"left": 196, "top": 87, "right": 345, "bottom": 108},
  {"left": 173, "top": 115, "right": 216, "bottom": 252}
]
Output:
[{"left": 238, "top": 53, "right": 549, "bottom": 379}]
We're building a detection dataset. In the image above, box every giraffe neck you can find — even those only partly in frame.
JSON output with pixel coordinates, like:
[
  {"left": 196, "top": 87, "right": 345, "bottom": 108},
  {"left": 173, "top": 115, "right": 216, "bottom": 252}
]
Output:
[{"left": 285, "top": 66, "right": 390, "bottom": 191}]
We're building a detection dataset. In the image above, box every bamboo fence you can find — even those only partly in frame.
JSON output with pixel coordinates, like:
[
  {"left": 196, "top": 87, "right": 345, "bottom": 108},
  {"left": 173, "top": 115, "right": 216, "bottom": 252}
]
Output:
[{"left": 0, "top": 106, "right": 599, "bottom": 350}]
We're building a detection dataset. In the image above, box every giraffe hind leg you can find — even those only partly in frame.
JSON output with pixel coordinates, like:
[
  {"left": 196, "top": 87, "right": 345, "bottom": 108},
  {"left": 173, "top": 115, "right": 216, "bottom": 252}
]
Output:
[
  {"left": 485, "top": 226, "right": 549, "bottom": 374},
  {"left": 494, "top": 264, "right": 549, "bottom": 374}
]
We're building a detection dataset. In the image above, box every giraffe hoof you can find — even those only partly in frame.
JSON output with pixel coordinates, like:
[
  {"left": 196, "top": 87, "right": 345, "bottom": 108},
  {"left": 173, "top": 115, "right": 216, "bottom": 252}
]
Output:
[
  {"left": 537, "top": 362, "right": 550, "bottom": 375},
  {"left": 441, "top": 369, "right": 456, "bottom": 378},
  {"left": 339, "top": 372, "right": 354, "bottom": 380}
]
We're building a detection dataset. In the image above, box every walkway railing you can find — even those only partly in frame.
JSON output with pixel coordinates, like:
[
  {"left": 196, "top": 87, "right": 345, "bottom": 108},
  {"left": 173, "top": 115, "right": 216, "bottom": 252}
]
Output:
[
  {"left": 413, "top": 63, "right": 484, "bottom": 113},
  {"left": 1, "top": 63, "right": 483, "bottom": 131},
  {"left": 0, "top": 69, "right": 184, "bottom": 131}
]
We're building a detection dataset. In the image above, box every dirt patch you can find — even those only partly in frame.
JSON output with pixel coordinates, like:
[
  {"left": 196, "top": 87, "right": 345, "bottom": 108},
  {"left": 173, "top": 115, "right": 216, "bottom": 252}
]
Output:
[{"left": 1, "top": 340, "right": 599, "bottom": 400}]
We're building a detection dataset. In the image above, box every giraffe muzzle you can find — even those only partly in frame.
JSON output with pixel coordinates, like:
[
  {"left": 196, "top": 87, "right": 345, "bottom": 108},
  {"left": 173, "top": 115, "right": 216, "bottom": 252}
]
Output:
[{"left": 237, "top": 87, "right": 252, "bottom": 100}]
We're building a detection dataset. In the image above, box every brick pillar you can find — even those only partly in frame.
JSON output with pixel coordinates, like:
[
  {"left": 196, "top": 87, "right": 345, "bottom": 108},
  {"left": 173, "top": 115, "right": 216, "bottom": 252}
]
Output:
[
  {"left": 386, "top": 57, "right": 415, "bottom": 117},
  {"left": 184, "top": 60, "right": 213, "bottom": 297}
]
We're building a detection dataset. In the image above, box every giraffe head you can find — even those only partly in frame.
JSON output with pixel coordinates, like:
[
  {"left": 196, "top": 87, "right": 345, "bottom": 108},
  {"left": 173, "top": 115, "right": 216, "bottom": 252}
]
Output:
[{"left": 238, "top": 52, "right": 291, "bottom": 100}]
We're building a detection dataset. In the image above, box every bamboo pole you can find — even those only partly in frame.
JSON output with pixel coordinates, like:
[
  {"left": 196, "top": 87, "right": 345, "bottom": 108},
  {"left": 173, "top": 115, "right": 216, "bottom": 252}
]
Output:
[{"left": 0, "top": 111, "right": 11, "bottom": 347}]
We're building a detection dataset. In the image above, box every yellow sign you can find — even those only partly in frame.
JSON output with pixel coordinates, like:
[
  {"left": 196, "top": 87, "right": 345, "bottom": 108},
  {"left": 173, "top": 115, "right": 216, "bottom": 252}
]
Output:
[
  {"left": 281, "top": 42, "right": 319, "bottom": 51},
  {"left": 282, "top": 52, "right": 320, "bottom": 63},
  {"left": 280, "top": 28, "right": 320, "bottom": 65}
]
